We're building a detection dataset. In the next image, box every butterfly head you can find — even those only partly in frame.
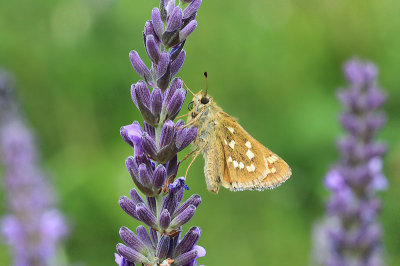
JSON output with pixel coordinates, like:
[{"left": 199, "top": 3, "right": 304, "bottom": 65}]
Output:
[{"left": 187, "top": 93, "right": 213, "bottom": 119}]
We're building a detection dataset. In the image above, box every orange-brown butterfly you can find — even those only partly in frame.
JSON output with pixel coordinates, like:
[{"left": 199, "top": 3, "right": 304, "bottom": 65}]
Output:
[{"left": 184, "top": 73, "right": 292, "bottom": 193}]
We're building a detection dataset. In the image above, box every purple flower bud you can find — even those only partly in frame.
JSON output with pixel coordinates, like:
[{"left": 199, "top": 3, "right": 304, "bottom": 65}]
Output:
[
  {"left": 166, "top": 7, "right": 183, "bottom": 32},
  {"left": 165, "top": 88, "right": 186, "bottom": 120},
  {"left": 340, "top": 113, "right": 359, "bottom": 135},
  {"left": 170, "top": 50, "right": 186, "bottom": 78},
  {"left": 132, "top": 82, "right": 159, "bottom": 125},
  {"left": 152, "top": 8, "right": 164, "bottom": 40},
  {"left": 159, "top": 120, "right": 176, "bottom": 148},
  {"left": 153, "top": 164, "right": 167, "bottom": 191},
  {"left": 139, "top": 164, "right": 151, "bottom": 187},
  {"left": 119, "top": 196, "right": 140, "bottom": 221},
  {"left": 146, "top": 197, "right": 157, "bottom": 215},
  {"left": 129, "top": 51, "right": 152, "bottom": 84},
  {"left": 179, "top": 20, "right": 197, "bottom": 42},
  {"left": 173, "top": 249, "right": 198, "bottom": 265},
  {"left": 159, "top": 0, "right": 168, "bottom": 22},
  {"left": 146, "top": 35, "right": 161, "bottom": 64},
  {"left": 136, "top": 203, "right": 157, "bottom": 228},
  {"left": 365, "top": 113, "right": 386, "bottom": 133},
  {"left": 120, "top": 226, "right": 148, "bottom": 253},
  {"left": 150, "top": 88, "right": 163, "bottom": 118},
  {"left": 115, "top": 253, "right": 135, "bottom": 266},
  {"left": 170, "top": 41, "right": 186, "bottom": 61},
  {"left": 166, "top": 155, "right": 178, "bottom": 180},
  {"left": 170, "top": 205, "right": 196, "bottom": 228},
  {"left": 161, "top": 191, "right": 179, "bottom": 218},
  {"left": 183, "top": 0, "right": 202, "bottom": 19},
  {"left": 142, "top": 132, "right": 158, "bottom": 160},
  {"left": 175, "top": 227, "right": 201, "bottom": 255},
  {"left": 136, "top": 226, "right": 154, "bottom": 250},
  {"left": 366, "top": 87, "right": 386, "bottom": 109},
  {"left": 149, "top": 228, "right": 158, "bottom": 248},
  {"left": 143, "top": 122, "right": 155, "bottom": 140},
  {"left": 163, "top": 78, "right": 182, "bottom": 109},
  {"left": 174, "top": 195, "right": 201, "bottom": 218},
  {"left": 156, "top": 235, "right": 170, "bottom": 259},
  {"left": 116, "top": 243, "right": 151, "bottom": 264},
  {"left": 165, "top": 0, "right": 175, "bottom": 17},
  {"left": 144, "top": 21, "right": 156, "bottom": 38},
  {"left": 159, "top": 209, "right": 171, "bottom": 230},
  {"left": 157, "top": 52, "right": 171, "bottom": 92},
  {"left": 130, "top": 188, "right": 145, "bottom": 205},
  {"left": 120, "top": 121, "right": 144, "bottom": 156},
  {"left": 176, "top": 125, "right": 197, "bottom": 151}
]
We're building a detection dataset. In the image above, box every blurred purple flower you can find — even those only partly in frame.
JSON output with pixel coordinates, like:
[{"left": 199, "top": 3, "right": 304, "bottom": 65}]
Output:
[
  {"left": 116, "top": 0, "right": 204, "bottom": 265},
  {"left": 0, "top": 70, "right": 68, "bottom": 266},
  {"left": 312, "top": 59, "right": 387, "bottom": 265}
]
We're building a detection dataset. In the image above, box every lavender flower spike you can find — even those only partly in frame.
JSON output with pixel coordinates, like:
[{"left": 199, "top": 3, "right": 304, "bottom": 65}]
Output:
[
  {"left": 312, "top": 59, "right": 388, "bottom": 266},
  {"left": 116, "top": 0, "right": 205, "bottom": 265},
  {"left": 0, "top": 70, "right": 68, "bottom": 265}
]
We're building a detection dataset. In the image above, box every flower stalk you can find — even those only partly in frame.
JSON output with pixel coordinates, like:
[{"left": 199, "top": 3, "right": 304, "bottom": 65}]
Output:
[
  {"left": 0, "top": 70, "right": 67, "bottom": 266},
  {"left": 115, "top": 1, "right": 205, "bottom": 265},
  {"left": 313, "top": 59, "right": 388, "bottom": 266}
]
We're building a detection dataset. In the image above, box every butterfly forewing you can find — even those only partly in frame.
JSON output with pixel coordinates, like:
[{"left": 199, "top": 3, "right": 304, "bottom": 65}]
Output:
[{"left": 216, "top": 112, "right": 291, "bottom": 191}]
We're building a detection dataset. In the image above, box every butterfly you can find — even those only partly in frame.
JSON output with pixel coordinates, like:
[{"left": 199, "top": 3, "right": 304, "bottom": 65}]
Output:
[{"left": 183, "top": 73, "right": 292, "bottom": 194}]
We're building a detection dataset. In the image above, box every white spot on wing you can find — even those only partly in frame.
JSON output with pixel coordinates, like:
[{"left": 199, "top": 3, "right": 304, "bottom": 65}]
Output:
[
  {"left": 233, "top": 160, "right": 238, "bottom": 168},
  {"left": 271, "top": 167, "right": 276, "bottom": 173},
  {"left": 227, "top": 127, "right": 234, "bottom": 133},
  {"left": 229, "top": 140, "right": 235, "bottom": 149},
  {"left": 239, "top": 162, "right": 244, "bottom": 169},
  {"left": 228, "top": 156, "right": 232, "bottom": 162},
  {"left": 224, "top": 139, "right": 228, "bottom": 145},
  {"left": 246, "top": 149, "right": 255, "bottom": 160},
  {"left": 245, "top": 141, "right": 252, "bottom": 148},
  {"left": 246, "top": 164, "right": 255, "bottom": 172}
]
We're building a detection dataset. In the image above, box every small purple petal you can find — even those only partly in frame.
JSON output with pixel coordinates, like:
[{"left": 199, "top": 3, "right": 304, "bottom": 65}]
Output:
[
  {"left": 166, "top": 7, "right": 183, "bottom": 32},
  {"left": 175, "top": 227, "right": 201, "bottom": 255},
  {"left": 142, "top": 132, "right": 159, "bottom": 159},
  {"left": 156, "top": 235, "right": 170, "bottom": 260},
  {"left": 136, "top": 203, "right": 157, "bottom": 228},
  {"left": 157, "top": 52, "right": 171, "bottom": 92},
  {"left": 159, "top": 120, "right": 176, "bottom": 148},
  {"left": 120, "top": 226, "right": 148, "bottom": 253},
  {"left": 170, "top": 205, "right": 196, "bottom": 228},
  {"left": 159, "top": 209, "right": 171, "bottom": 230},
  {"left": 173, "top": 249, "right": 198, "bottom": 265},
  {"left": 179, "top": 20, "right": 197, "bottom": 42},
  {"left": 166, "top": 88, "right": 186, "bottom": 120},
  {"left": 130, "top": 188, "right": 145, "bottom": 205},
  {"left": 119, "top": 196, "right": 140, "bottom": 221},
  {"left": 129, "top": 51, "right": 152, "bottom": 83},
  {"left": 175, "top": 126, "right": 197, "bottom": 151},
  {"left": 146, "top": 35, "right": 161, "bottom": 63},
  {"left": 116, "top": 243, "right": 151, "bottom": 264},
  {"left": 150, "top": 88, "right": 163, "bottom": 117},
  {"left": 136, "top": 226, "right": 154, "bottom": 250},
  {"left": 174, "top": 194, "right": 201, "bottom": 218},
  {"left": 183, "top": 0, "right": 202, "bottom": 19},
  {"left": 153, "top": 164, "right": 167, "bottom": 190},
  {"left": 120, "top": 121, "right": 144, "bottom": 155},
  {"left": 170, "top": 50, "right": 186, "bottom": 78},
  {"left": 152, "top": 8, "right": 164, "bottom": 39}
]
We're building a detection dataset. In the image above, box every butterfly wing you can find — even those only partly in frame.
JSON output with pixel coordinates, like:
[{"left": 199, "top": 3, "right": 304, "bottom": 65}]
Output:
[{"left": 216, "top": 112, "right": 292, "bottom": 191}]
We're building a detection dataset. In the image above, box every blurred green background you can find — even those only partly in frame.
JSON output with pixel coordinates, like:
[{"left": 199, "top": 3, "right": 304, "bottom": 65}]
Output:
[{"left": 1, "top": 0, "right": 400, "bottom": 265}]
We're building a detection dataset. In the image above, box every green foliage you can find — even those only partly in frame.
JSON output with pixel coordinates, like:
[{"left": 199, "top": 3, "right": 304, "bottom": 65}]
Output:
[{"left": 1, "top": 0, "right": 400, "bottom": 265}]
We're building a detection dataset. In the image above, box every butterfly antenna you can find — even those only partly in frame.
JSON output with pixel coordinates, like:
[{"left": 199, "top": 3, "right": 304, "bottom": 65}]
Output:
[
  {"left": 182, "top": 80, "right": 196, "bottom": 97},
  {"left": 203, "top": 72, "right": 208, "bottom": 97}
]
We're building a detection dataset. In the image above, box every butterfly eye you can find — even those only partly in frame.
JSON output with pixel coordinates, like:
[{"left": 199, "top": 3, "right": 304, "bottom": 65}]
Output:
[
  {"left": 201, "top": 97, "right": 209, "bottom": 104},
  {"left": 187, "top": 101, "right": 194, "bottom": 111}
]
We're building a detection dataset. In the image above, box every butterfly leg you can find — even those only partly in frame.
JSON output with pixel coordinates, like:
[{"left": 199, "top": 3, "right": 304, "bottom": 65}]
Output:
[
  {"left": 184, "top": 143, "right": 207, "bottom": 180},
  {"left": 175, "top": 107, "right": 206, "bottom": 130}
]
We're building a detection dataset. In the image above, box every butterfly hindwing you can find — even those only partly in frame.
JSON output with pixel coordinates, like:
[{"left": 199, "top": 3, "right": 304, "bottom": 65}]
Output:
[{"left": 216, "top": 112, "right": 291, "bottom": 191}]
